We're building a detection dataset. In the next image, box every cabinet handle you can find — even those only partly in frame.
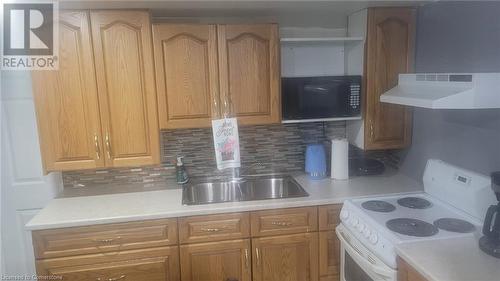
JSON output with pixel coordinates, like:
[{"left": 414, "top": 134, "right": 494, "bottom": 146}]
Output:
[
  {"left": 94, "top": 135, "right": 100, "bottom": 160},
  {"left": 370, "top": 120, "right": 374, "bottom": 140},
  {"left": 271, "top": 221, "right": 292, "bottom": 227},
  {"left": 105, "top": 133, "right": 112, "bottom": 159},
  {"left": 222, "top": 98, "right": 229, "bottom": 118},
  {"left": 244, "top": 249, "right": 249, "bottom": 269},
  {"left": 92, "top": 236, "right": 121, "bottom": 243},
  {"left": 255, "top": 247, "right": 261, "bottom": 266},
  {"left": 96, "top": 275, "right": 126, "bottom": 281},
  {"left": 212, "top": 97, "right": 219, "bottom": 118}
]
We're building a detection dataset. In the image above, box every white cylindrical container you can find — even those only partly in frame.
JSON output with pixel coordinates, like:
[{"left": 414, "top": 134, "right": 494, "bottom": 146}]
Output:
[{"left": 331, "top": 138, "right": 349, "bottom": 180}]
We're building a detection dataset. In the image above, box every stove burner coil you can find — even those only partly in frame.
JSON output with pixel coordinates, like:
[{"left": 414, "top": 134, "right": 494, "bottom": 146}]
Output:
[
  {"left": 397, "top": 197, "right": 432, "bottom": 209},
  {"left": 361, "top": 200, "right": 396, "bottom": 213},
  {"left": 433, "top": 218, "right": 475, "bottom": 233},
  {"left": 386, "top": 218, "right": 439, "bottom": 237}
]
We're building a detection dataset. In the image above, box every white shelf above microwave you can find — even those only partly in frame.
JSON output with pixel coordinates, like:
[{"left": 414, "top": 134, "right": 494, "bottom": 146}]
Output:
[
  {"left": 280, "top": 36, "right": 364, "bottom": 43},
  {"left": 282, "top": 116, "right": 362, "bottom": 124}
]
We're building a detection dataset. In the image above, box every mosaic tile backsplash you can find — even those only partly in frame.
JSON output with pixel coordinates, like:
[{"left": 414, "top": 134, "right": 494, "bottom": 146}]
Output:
[{"left": 62, "top": 122, "right": 346, "bottom": 187}]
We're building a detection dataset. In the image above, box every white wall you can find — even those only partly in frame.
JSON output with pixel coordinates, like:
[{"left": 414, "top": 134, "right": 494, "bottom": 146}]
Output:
[
  {"left": 400, "top": 2, "right": 500, "bottom": 180},
  {"left": 1, "top": 71, "right": 62, "bottom": 275}
]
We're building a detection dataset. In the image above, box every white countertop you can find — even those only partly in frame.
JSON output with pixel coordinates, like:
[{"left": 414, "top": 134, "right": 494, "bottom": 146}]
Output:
[
  {"left": 26, "top": 172, "right": 422, "bottom": 230},
  {"left": 396, "top": 236, "right": 500, "bottom": 281}
]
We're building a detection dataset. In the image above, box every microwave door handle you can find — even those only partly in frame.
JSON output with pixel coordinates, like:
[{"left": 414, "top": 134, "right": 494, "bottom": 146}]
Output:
[
  {"left": 336, "top": 227, "right": 394, "bottom": 278},
  {"left": 303, "top": 84, "right": 333, "bottom": 93},
  {"left": 482, "top": 205, "right": 498, "bottom": 235}
]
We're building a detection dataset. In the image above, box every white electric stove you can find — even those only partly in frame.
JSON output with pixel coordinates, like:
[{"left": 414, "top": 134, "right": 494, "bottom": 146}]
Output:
[{"left": 336, "top": 159, "right": 497, "bottom": 281}]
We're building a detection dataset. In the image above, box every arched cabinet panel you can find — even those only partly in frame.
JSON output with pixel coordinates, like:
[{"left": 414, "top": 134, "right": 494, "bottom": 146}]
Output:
[
  {"left": 217, "top": 24, "right": 281, "bottom": 126},
  {"left": 90, "top": 11, "right": 160, "bottom": 167},
  {"left": 153, "top": 24, "right": 219, "bottom": 129},
  {"left": 32, "top": 11, "right": 104, "bottom": 172}
]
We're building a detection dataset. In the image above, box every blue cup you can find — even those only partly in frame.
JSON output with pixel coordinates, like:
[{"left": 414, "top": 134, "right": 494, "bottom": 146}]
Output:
[{"left": 305, "top": 144, "right": 327, "bottom": 179}]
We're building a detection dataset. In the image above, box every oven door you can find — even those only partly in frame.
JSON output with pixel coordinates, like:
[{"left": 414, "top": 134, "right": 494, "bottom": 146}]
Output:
[{"left": 336, "top": 224, "right": 397, "bottom": 281}]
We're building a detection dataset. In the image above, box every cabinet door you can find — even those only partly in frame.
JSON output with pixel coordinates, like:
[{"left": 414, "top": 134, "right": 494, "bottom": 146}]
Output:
[
  {"left": 252, "top": 233, "right": 319, "bottom": 281},
  {"left": 217, "top": 24, "right": 281, "bottom": 125},
  {"left": 153, "top": 24, "right": 220, "bottom": 129},
  {"left": 319, "top": 231, "right": 340, "bottom": 280},
  {"left": 180, "top": 239, "right": 251, "bottom": 281},
  {"left": 32, "top": 11, "right": 104, "bottom": 172},
  {"left": 364, "top": 8, "right": 415, "bottom": 150},
  {"left": 90, "top": 11, "right": 160, "bottom": 167},
  {"left": 37, "top": 246, "right": 180, "bottom": 281}
]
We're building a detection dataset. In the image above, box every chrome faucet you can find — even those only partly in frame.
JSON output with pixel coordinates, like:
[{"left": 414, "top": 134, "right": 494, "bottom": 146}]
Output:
[
  {"left": 229, "top": 162, "right": 264, "bottom": 182},
  {"left": 231, "top": 167, "right": 241, "bottom": 181}
]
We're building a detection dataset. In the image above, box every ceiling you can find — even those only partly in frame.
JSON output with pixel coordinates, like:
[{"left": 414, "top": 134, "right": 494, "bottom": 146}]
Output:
[{"left": 60, "top": 0, "right": 435, "bottom": 27}]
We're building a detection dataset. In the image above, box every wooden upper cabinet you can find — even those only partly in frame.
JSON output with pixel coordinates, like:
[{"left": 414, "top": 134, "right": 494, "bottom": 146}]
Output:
[
  {"left": 90, "top": 10, "right": 160, "bottom": 167},
  {"left": 32, "top": 11, "right": 104, "bottom": 172},
  {"left": 218, "top": 24, "right": 281, "bottom": 125},
  {"left": 364, "top": 8, "right": 415, "bottom": 150},
  {"left": 252, "top": 233, "right": 319, "bottom": 281},
  {"left": 153, "top": 24, "right": 220, "bottom": 129}
]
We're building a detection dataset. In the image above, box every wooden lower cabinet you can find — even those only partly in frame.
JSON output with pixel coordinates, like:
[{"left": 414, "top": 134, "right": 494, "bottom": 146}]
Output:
[
  {"left": 319, "top": 231, "right": 340, "bottom": 280},
  {"left": 180, "top": 239, "right": 251, "bottom": 281},
  {"left": 252, "top": 233, "right": 319, "bottom": 281},
  {"left": 33, "top": 206, "right": 342, "bottom": 281},
  {"left": 36, "top": 246, "right": 180, "bottom": 281}
]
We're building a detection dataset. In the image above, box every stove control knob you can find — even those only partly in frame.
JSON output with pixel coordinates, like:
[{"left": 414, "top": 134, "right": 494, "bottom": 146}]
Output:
[
  {"left": 363, "top": 228, "right": 371, "bottom": 239},
  {"left": 350, "top": 218, "right": 359, "bottom": 227},
  {"left": 369, "top": 233, "right": 378, "bottom": 244},
  {"left": 356, "top": 223, "right": 365, "bottom": 232},
  {"left": 340, "top": 210, "right": 349, "bottom": 220}
]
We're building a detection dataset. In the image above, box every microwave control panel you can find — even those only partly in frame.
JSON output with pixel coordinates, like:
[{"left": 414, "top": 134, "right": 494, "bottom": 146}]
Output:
[{"left": 349, "top": 84, "right": 361, "bottom": 110}]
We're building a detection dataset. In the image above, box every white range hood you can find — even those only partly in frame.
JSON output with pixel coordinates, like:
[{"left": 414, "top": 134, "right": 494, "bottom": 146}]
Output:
[{"left": 380, "top": 73, "right": 500, "bottom": 109}]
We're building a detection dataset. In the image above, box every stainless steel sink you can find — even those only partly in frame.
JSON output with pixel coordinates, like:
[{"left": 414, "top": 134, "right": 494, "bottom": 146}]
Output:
[{"left": 182, "top": 175, "right": 308, "bottom": 205}]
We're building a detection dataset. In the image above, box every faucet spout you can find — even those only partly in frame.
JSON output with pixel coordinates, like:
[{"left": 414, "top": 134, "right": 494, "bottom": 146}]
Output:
[{"left": 231, "top": 167, "right": 241, "bottom": 181}]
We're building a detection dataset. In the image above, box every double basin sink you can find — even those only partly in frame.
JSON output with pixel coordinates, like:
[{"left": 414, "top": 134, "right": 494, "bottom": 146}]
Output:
[{"left": 182, "top": 175, "right": 309, "bottom": 205}]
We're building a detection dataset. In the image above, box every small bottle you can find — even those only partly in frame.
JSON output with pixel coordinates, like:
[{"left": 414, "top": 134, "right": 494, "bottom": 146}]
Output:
[{"left": 176, "top": 156, "right": 189, "bottom": 184}]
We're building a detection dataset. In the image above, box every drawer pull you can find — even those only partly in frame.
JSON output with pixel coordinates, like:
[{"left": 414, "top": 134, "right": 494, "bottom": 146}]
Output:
[
  {"left": 271, "top": 221, "right": 292, "bottom": 227},
  {"left": 97, "top": 275, "right": 126, "bottom": 281},
  {"left": 201, "top": 227, "right": 226, "bottom": 232},
  {"left": 93, "top": 236, "right": 121, "bottom": 243}
]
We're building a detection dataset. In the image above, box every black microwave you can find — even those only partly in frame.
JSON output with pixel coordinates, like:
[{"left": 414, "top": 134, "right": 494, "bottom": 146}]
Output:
[{"left": 282, "top": 76, "right": 361, "bottom": 122}]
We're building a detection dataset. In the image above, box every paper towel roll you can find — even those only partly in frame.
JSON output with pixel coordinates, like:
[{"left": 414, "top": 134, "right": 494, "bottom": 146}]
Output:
[{"left": 331, "top": 138, "right": 349, "bottom": 180}]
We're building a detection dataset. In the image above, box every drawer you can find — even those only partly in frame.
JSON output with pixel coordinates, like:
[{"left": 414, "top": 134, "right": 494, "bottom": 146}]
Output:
[
  {"left": 250, "top": 207, "right": 317, "bottom": 237},
  {"left": 318, "top": 204, "right": 342, "bottom": 231},
  {"left": 33, "top": 218, "right": 178, "bottom": 259},
  {"left": 36, "top": 246, "right": 179, "bottom": 281},
  {"left": 179, "top": 212, "right": 250, "bottom": 244}
]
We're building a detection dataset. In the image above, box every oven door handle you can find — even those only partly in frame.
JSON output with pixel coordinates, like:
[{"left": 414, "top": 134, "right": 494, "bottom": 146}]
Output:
[{"left": 336, "top": 226, "right": 394, "bottom": 278}]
